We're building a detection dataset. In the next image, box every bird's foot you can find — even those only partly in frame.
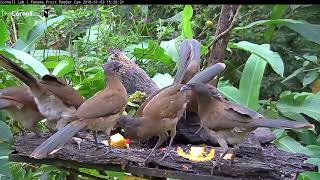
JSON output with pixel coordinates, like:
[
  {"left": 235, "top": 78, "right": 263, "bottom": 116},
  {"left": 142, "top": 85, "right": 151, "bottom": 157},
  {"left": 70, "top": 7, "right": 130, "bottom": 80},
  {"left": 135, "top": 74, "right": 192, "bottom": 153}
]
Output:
[
  {"left": 95, "top": 145, "right": 102, "bottom": 150},
  {"left": 159, "top": 152, "right": 169, "bottom": 162},
  {"left": 71, "top": 137, "right": 83, "bottom": 150},
  {"left": 159, "top": 150, "right": 175, "bottom": 162},
  {"left": 211, "top": 158, "right": 225, "bottom": 174},
  {"left": 143, "top": 157, "right": 151, "bottom": 166},
  {"left": 34, "top": 132, "right": 46, "bottom": 138},
  {"left": 84, "top": 149, "right": 111, "bottom": 158}
]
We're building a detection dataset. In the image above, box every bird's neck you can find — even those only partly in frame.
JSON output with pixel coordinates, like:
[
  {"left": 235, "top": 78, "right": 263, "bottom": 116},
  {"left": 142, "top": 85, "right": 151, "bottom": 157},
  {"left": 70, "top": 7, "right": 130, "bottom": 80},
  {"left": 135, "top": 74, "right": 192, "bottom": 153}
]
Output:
[
  {"left": 196, "top": 93, "right": 212, "bottom": 105},
  {"left": 105, "top": 73, "right": 125, "bottom": 92}
]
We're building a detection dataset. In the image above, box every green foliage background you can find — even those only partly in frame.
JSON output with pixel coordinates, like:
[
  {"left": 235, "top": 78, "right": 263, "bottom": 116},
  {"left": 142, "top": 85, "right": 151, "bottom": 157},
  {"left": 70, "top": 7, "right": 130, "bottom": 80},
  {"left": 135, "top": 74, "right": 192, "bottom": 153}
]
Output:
[{"left": 0, "top": 4, "right": 320, "bottom": 179}]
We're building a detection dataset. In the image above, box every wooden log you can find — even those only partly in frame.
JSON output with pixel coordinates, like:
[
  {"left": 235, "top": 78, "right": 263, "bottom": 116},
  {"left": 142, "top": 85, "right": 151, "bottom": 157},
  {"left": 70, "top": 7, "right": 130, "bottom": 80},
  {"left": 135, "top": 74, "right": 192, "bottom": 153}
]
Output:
[
  {"left": 11, "top": 132, "right": 315, "bottom": 180},
  {"left": 111, "top": 50, "right": 159, "bottom": 96}
]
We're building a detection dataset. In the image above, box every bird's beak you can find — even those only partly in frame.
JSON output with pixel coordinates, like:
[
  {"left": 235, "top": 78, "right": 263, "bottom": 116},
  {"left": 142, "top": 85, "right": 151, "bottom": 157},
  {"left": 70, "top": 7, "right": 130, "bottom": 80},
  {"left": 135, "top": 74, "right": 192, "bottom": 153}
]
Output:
[{"left": 180, "top": 85, "right": 192, "bottom": 91}]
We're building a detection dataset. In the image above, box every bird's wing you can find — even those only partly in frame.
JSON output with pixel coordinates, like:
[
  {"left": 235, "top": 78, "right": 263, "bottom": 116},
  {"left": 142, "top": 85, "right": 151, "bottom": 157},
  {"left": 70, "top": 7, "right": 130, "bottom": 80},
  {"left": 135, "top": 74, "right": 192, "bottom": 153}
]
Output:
[
  {"left": 143, "top": 84, "right": 187, "bottom": 119},
  {"left": 75, "top": 90, "right": 127, "bottom": 119},
  {"left": 224, "top": 101, "right": 263, "bottom": 121},
  {"left": 0, "top": 87, "right": 38, "bottom": 110},
  {"left": 40, "top": 77, "right": 85, "bottom": 108},
  {"left": 0, "top": 96, "right": 24, "bottom": 109},
  {"left": 135, "top": 86, "right": 169, "bottom": 117}
]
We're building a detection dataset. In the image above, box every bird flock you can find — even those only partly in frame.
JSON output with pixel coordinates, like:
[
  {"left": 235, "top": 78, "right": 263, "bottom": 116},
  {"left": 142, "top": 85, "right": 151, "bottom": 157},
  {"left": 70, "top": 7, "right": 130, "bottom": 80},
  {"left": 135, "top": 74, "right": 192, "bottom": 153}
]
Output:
[{"left": 0, "top": 39, "right": 314, "bottom": 171}]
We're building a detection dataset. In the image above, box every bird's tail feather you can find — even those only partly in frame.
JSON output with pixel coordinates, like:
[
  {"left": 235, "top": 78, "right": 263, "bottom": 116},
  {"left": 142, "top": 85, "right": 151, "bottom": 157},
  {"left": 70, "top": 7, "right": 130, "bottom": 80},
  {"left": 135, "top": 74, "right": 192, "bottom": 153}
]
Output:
[
  {"left": 187, "top": 63, "right": 226, "bottom": 84},
  {"left": 30, "top": 120, "right": 86, "bottom": 159},
  {"left": 249, "top": 119, "right": 314, "bottom": 130},
  {"left": 174, "top": 40, "right": 200, "bottom": 84},
  {"left": 0, "top": 55, "right": 38, "bottom": 87}
]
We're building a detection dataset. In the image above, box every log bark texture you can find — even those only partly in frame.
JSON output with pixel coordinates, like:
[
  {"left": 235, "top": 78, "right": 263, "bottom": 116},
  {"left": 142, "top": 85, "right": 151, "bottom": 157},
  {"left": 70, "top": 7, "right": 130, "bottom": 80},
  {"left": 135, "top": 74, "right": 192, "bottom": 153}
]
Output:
[
  {"left": 111, "top": 49, "right": 159, "bottom": 96},
  {"left": 12, "top": 132, "right": 315, "bottom": 180}
]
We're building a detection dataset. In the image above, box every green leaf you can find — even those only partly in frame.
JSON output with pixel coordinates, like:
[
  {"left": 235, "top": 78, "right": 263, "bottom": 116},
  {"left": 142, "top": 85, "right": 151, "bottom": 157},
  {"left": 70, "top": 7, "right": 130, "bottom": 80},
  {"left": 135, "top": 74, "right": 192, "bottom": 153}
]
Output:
[
  {"left": 133, "top": 40, "right": 173, "bottom": 66},
  {"left": 229, "top": 42, "right": 284, "bottom": 77},
  {"left": 163, "top": 12, "right": 182, "bottom": 23},
  {"left": 302, "top": 55, "right": 318, "bottom": 63},
  {"left": 264, "top": 5, "right": 288, "bottom": 42},
  {"left": 81, "top": 70, "right": 104, "bottom": 84},
  {"left": 307, "top": 145, "right": 320, "bottom": 157},
  {"left": 293, "top": 92, "right": 312, "bottom": 104},
  {"left": 280, "top": 112, "right": 308, "bottom": 122},
  {"left": 0, "top": 142, "right": 10, "bottom": 157},
  {"left": 79, "top": 168, "right": 108, "bottom": 179},
  {"left": 217, "top": 81, "right": 241, "bottom": 103},
  {"left": 281, "top": 67, "right": 304, "bottom": 83},
  {"left": 234, "top": 19, "right": 320, "bottom": 45},
  {"left": 272, "top": 129, "right": 286, "bottom": 139},
  {"left": 32, "top": 50, "right": 70, "bottom": 61},
  {"left": 273, "top": 136, "right": 313, "bottom": 156},
  {"left": 298, "top": 171, "right": 320, "bottom": 180},
  {"left": 271, "top": 5, "right": 289, "bottom": 19},
  {"left": 239, "top": 54, "right": 267, "bottom": 110},
  {"left": 18, "top": 16, "right": 35, "bottom": 42},
  {"left": 160, "top": 38, "right": 180, "bottom": 62},
  {"left": 52, "top": 57, "right": 75, "bottom": 77},
  {"left": 0, "top": 48, "right": 49, "bottom": 76},
  {"left": 277, "top": 92, "right": 320, "bottom": 121},
  {"left": 0, "top": 162, "right": 9, "bottom": 178},
  {"left": 294, "top": 129, "right": 319, "bottom": 146},
  {"left": 14, "top": 15, "right": 65, "bottom": 51},
  {"left": 152, "top": 73, "right": 173, "bottom": 89},
  {"left": 107, "top": 171, "right": 124, "bottom": 180},
  {"left": 303, "top": 71, "right": 319, "bottom": 87},
  {"left": 0, "top": 121, "right": 13, "bottom": 144},
  {"left": 53, "top": 5, "right": 63, "bottom": 16},
  {"left": 0, "top": 143, "right": 10, "bottom": 179},
  {"left": 0, "top": 19, "right": 8, "bottom": 46},
  {"left": 181, "top": 5, "right": 193, "bottom": 39}
]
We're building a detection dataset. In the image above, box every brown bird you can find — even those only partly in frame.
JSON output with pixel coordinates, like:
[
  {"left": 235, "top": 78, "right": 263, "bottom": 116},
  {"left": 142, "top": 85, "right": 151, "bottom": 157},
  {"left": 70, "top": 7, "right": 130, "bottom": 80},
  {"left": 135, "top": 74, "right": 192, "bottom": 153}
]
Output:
[
  {"left": 0, "top": 86, "right": 44, "bottom": 134},
  {"left": 135, "top": 39, "right": 201, "bottom": 117},
  {"left": 0, "top": 54, "right": 85, "bottom": 130},
  {"left": 119, "top": 40, "right": 226, "bottom": 162},
  {"left": 180, "top": 39, "right": 202, "bottom": 114},
  {"left": 181, "top": 39, "right": 201, "bottom": 84},
  {"left": 30, "top": 60, "right": 127, "bottom": 159},
  {"left": 180, "top": 82, "right": 314, "bottom": 168}
]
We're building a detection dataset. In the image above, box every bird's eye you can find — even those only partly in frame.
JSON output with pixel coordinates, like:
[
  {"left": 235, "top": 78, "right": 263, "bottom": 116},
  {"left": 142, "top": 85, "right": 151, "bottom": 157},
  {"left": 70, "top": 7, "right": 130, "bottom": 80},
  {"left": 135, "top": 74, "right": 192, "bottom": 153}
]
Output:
[{"left": 215, "top": 93, "right": 222, "bottom": 98}]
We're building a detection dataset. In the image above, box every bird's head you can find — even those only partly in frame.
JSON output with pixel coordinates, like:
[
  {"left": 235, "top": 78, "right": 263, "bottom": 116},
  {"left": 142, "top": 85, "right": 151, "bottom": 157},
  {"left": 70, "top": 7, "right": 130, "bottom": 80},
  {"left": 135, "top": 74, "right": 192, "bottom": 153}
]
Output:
[
  {"left": 118, "top": 116, "right": 144, "bottom": 140},
  {"left": 180, "top": 82, "right": 224, "bottom": 101},
  {"left": 103, "top": 60, "right": 122, "bottom": 74}
]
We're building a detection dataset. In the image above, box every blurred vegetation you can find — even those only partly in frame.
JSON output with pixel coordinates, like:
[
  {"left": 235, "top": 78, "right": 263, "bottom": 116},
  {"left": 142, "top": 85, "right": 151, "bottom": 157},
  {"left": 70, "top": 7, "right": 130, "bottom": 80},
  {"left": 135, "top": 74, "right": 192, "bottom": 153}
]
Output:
[{"left": 0, "top": 4, "right": 320, "bottom": 179}]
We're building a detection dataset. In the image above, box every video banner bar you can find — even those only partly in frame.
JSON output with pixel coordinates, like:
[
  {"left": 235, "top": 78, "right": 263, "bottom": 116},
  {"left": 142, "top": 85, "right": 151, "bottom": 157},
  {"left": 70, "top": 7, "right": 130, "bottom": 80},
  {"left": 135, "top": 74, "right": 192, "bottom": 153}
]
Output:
[{"left": 0, "top": 0, "right": 125, "bottom": 5}]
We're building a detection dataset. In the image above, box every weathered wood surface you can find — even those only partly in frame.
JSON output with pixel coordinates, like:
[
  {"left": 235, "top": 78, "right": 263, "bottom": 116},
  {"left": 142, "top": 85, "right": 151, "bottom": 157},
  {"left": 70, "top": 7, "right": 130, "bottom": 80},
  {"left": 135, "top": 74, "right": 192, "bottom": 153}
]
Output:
[
  {"left": 12, "top": 132, "right": 315, "bottom": 180},
  {"left": 111, "top": 49, "right": 159, "bottom": 96}
]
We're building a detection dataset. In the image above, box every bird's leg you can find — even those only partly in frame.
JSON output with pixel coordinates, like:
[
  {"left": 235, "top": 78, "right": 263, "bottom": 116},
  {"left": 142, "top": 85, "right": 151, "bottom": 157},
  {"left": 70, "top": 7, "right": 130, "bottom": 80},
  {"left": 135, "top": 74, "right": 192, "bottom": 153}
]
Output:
[
  {"left": 228, "top": 145, "right": 239, "bottom": 166},
  {"left": 211, "top": 136, "right": 229, "bottom": 174},
  {"left": 92, "top": 131, "right": 100, "bottom": 149},
  {"left": 144, "top": 133, "right": 167, "bottom": 164},
  {"left": 84, "top": 133, "right": 112, "bottom": 158},
  {"left": 193, "top": 126, "right": 203, "bottom": 135},
  {"left": 160, "top": 128, "right": 176, "bottom": 161},
  {"left": 106, "top": 134, "right": 112, "bottom": 153}
]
